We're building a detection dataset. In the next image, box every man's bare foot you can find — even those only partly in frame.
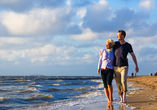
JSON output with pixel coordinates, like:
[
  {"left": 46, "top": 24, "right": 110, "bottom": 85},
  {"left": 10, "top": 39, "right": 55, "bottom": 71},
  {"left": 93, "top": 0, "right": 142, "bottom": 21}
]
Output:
[
  {"left": 119, "top": 100, "right": 123, "bottom": 103},
  {"left": 123, "top": 100, "right": 127, "bottom": 103},
  {"left": 119, "top": 95, "right": 123, "bottom": 103}
]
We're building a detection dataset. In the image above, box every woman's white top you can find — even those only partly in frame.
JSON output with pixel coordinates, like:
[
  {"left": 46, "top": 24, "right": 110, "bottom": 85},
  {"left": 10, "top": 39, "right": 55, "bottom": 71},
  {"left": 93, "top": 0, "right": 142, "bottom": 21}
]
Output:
[{"left": 97, "top": 49, "right": 114, "bottom": 70}]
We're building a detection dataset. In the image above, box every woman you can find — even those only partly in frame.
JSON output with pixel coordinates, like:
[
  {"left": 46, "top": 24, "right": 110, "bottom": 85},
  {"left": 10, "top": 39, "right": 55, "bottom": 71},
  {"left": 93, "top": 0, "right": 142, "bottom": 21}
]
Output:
[{"left": 97, "top": 39, "right": 115, "bottom": 103}]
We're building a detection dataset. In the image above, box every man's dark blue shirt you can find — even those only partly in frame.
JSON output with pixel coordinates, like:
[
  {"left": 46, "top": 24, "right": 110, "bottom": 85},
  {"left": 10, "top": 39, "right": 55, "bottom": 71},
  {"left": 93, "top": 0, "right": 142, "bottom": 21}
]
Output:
[{"left": 113, "top": 41, "right": 133, "bottom": 67}]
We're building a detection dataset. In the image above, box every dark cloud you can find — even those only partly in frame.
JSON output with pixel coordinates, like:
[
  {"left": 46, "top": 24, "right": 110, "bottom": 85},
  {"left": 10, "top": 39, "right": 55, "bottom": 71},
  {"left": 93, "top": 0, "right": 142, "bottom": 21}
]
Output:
[
  {"left": 82, "top": 2, "right": 113, "bottom": 32},
  {"left": 83, "top": 7, "right": 136, "bottom": 32},
  {"left": 0, "top": 0, "right": 65, "bottom": 12},
  {"left": 72, "top": 0, "right": 96, "bottom": 7},
  {"left": 34, "top": 0, "right": 66, "bottom": 9},
  {"left": 139, "top": 47, "right": 157, "bottom": 57},
  {"left": 0, "top": 22, "right": 9, "bottom": 36},
  {"left": 82, "top": 5, "right": 157, "bottom": 37},
  {"left": 64, "top": 25, "right": 82, "bottom": 35}
]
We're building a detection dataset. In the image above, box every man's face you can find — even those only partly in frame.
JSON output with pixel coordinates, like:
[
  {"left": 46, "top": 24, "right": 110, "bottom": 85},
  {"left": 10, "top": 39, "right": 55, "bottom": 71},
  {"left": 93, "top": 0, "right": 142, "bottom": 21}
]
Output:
[{"left": 117, "top": 32, "right": 124, "bottom": 40}]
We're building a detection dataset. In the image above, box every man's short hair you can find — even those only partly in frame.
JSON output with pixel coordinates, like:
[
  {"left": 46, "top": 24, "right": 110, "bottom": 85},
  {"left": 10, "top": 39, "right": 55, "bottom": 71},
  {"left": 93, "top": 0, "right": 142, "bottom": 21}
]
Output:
[{"left": 118, "top": 30, "right": 126, "bottom": 38}]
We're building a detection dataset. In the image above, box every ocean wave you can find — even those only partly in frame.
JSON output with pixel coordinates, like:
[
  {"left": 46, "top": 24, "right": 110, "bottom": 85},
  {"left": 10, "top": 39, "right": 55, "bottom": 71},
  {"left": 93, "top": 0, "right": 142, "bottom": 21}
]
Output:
[
  {"left": 47, "top": 88, "right": 61, "bottom": 91},
  {"left": 76, "top": 86, "right": 92, "bottom": 91},
  {"left": 18, "top": 88, "right": 37, "bottom": 93},
  {"left": 30, "top": 82, "right": 37, "bottom": 85},
  {"left": 91, "top": 80, "right": 102, "bottom": 83},
  {"left": 34, "top": 85, "right": 42, "bottom": 87},
  {"left": 13, "top": 79, "right": 26, "bottom": 82},
  {"left": 96, "top": 84, "right": 104, "bottom": 88},
  {"left": 55, "top": 80, "right": 63, "bottom": 82},
  {"left": 0, "top": 89, "right": 9, "bottom": 92},
  {"left": 62, "top": 82, "right": 85, "bottom": 85},
  {"left": 62, "top": 82, "right": 72, "bottom": 85},
  {"left": 27, "top": 93, "right": 53, "bottom": 101},
  {"left": 0, "top": 97, "right": 5, "bottom": 102},
  {"left": 51, "top": 83, "right": 60, "bottom": 86}
]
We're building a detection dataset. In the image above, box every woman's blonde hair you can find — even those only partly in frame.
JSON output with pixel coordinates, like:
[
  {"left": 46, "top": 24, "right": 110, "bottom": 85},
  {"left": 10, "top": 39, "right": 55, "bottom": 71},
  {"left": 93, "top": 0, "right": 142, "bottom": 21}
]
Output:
[{"left": 106, "top": 39, "right": 115, "bottom": 47}]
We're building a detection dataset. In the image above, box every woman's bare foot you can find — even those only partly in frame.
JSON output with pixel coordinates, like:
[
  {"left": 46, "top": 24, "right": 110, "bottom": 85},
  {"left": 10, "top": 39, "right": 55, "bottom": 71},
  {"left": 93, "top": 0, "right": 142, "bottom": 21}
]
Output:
[
  {"left": 111, "top": 98, "right": 114, "bottom": 103},
  {"left": 107, "top": 99, "right": 111, "bottom": 103}
]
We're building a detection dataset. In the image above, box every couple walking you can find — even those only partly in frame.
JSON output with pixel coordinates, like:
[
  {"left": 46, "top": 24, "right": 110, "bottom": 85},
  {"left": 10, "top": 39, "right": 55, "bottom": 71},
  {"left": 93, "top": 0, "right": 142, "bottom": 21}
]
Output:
[{"left": 97, "top": 30, "right": 139, "bottom": 103}]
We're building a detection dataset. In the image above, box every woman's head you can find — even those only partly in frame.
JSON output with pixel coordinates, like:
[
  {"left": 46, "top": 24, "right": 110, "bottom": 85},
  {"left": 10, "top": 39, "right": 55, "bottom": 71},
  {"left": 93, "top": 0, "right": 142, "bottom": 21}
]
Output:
[{"left": 106, "top": 39, "right": 115, "bottom": 49}]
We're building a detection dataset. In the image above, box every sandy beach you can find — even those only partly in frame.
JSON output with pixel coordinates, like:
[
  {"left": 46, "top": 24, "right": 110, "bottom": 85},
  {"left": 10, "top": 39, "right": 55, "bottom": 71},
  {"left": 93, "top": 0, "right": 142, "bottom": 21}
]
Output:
[
  {"left": 83, "top": 76, "right": 157, "bottom": 110},
  {"left": 127, "top": 76, "right": 157, "bottom": 110}
]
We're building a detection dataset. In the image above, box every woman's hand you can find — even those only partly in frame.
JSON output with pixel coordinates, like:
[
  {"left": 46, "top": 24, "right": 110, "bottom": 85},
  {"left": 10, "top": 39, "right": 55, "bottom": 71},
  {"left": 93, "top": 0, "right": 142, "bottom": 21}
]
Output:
[
  {"left": 99, "top": 51, "right": 102, "bottom": 56},
  {"left": 97, "top": 69, "right": 100, "bottom": 75}
]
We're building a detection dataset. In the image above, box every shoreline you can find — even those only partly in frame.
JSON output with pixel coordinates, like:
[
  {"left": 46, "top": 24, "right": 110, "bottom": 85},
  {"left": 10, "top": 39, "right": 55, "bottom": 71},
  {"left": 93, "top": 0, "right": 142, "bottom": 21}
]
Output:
[
  {"left": 126, "top": 76, "right": 157, "bottom": 110},
  {"left": 83, "top": 76, "right": 157, "bottom": 110}
]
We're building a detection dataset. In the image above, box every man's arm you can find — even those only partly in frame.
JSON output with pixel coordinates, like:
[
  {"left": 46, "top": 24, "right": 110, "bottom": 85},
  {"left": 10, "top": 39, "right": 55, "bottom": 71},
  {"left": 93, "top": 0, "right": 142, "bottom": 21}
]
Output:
[{"left": 130, "top": 52, "right": 139, "bottom": 73}]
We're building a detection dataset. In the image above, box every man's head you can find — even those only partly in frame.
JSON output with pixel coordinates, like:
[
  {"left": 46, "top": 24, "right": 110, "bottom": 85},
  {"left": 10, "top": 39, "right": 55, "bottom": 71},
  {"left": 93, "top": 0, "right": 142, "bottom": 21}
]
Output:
[{"left": 117, "top": 30, "right": 126, "bottom": 40}]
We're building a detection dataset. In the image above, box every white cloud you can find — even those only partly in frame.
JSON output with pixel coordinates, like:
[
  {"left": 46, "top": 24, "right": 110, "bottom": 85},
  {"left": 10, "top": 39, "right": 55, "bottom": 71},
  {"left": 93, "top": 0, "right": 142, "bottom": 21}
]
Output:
[
  {"left": 99, "top": 0, "right": 109, "bottom": 5},
  {"left": 0, "top": 7, "right": 73, "bottom": 35},
  {"left": 31, "top": 58, "right": 37, "bottom": 63},
  {"left": 76, "top": 54, "right": 95, "bottom": 63},
  {"left": 66, "top": 0, "right": 71, "bottom": 6},
  {"left": 1, "top": 9, "right": 56, "bottom": 35},
  {"left": 77, "top": 9, "right": 87, "bottom": 18},
  {"left": 71, "top": 28, "right": 98, "bottom": 40},
  {"left": 139, "top": 0, "right": 156, "bottom": 10},
  {"left": 0, "top": 44, "right": 56, "bottom": 61},
  {"left": 15, "top": 61, "right": 20, "bottom": 65},
  {"left": 31, "top": 56, "right": 48, "bottom": 63},
  {"left": 0, "top": 37, "right": 32, "bottom": 44},
  {"left": 25, "top": 44, "right": 56, "bottom": 57}
]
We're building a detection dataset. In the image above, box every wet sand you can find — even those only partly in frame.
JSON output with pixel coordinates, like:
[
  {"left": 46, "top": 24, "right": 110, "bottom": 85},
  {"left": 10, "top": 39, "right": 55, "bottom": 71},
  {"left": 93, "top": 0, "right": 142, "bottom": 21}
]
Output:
[
  {"left": 84, "top": 76, "right": 157, "bottom": 110},
  {"left": 127, "top": 76, "right": 157, "bottom": 110}
]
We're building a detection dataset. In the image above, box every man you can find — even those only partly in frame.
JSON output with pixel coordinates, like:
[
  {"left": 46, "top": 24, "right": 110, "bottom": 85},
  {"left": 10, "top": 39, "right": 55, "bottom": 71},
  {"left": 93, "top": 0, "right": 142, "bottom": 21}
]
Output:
[{"left": 113, "top": 30, "right": 139, "bottom": 103}]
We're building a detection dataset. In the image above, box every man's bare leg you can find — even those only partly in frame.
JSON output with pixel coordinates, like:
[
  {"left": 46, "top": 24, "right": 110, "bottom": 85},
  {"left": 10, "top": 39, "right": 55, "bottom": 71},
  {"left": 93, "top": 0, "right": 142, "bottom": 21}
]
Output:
[
  {"left": 123, "top": 92, "right": 127, "bottom": 103},
  {"left": 119, "top": 94, "right": 123, "bottom": 103}
]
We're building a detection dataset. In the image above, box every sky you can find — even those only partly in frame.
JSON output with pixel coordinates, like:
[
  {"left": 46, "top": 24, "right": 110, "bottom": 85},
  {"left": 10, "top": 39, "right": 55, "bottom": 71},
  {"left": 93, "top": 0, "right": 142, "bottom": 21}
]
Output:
[{"left": 0, "top": 0, "right": 157, "bottom": 76}]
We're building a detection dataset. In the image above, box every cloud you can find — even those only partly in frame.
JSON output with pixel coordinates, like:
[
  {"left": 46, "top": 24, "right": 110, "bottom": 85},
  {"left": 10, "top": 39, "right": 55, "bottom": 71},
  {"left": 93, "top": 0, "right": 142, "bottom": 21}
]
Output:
[
  {"left": 0, "top": 37, "right": 32, "bottom": 44},
  {"left": 31, "top": 56, "right": 48, "bottom": 63},
  {"left": 71, "top": 28, "right": 98, "bottom": 40},
  {"left": 139, "top": 0, "right": 156, "bottom": 10},
  {"left": 82, "top": 0, "right": 114, "bottom": 32},
  {"left": 72, "top": 0, "right": 91, "bottom": 7},
  {"left": 0, "top": 44, "right": 56, "bottom": 62},
  {"left": 0, "top": 0, "right": 65, "bottom": 12},
  {"left": 0, "top": 6, "right": 81, "bottom": 36},
  {"left": 21, "top": 44, "right": 56, "bottom": 57},
  {"left": 76, "top": 8, "right": 86, "bottom": 18}
]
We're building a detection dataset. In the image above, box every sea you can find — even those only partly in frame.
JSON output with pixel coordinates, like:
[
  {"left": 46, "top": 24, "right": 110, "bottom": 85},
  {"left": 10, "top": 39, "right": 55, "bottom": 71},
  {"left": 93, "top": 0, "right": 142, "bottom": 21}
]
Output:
[{"left": 0, "top": 76, "right": 136, "bottom": 110}]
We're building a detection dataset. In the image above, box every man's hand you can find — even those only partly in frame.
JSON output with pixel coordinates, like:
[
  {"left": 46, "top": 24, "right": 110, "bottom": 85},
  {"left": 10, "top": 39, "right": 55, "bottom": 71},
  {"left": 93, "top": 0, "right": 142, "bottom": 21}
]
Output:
[
  {"left": 97, "top": 69, "right": 100, "bottom": 75},
  {"left": 136, "top": 66, "right": 139, "bottom": 73},
  {"left": 130, "top": 52, "right": 139, "bottom": 73}
]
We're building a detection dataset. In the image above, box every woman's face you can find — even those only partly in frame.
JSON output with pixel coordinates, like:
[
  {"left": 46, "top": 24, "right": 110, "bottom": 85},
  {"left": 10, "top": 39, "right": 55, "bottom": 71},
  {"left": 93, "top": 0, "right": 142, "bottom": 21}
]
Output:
[{"left": 106, "top": 42, "right": 112, "bottom": 49}]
